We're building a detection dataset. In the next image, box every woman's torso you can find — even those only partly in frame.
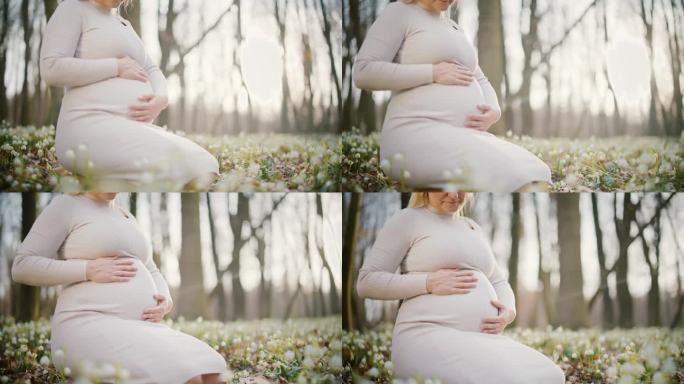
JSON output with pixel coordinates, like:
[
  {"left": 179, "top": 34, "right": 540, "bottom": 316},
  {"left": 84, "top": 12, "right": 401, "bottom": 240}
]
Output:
[
  {"left": 385, "top": 4, "right": 485, "bottom": 128},
  {"left": 59, "top": 0, "right": 155, "bottom": 119},
  {"left": 54, "top": 196, "right": 157, "bottom": 322},
  {"left": 395, "top": 209, "right": 499, "bottom": 333}
]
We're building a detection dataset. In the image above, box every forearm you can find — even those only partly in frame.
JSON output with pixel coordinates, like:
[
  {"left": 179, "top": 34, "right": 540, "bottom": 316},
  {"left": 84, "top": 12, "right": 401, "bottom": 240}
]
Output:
[
  {"left": 476, "top": 68, "right": 502, "bottom": 114},
  {"left": 12, "top": 254, "right": 88, "bottom": 286},
  {"left": 356, "top": 269, "right": 428, "bottom": 300},
  {"left": 40, "top": 57, "right": 118, "bottom": 87},
  {"left": 492, "top": 281, "right": 516, "bottom": 315},
  {"left": 353, "top": 60, "right": 433, "bottom": 91}
]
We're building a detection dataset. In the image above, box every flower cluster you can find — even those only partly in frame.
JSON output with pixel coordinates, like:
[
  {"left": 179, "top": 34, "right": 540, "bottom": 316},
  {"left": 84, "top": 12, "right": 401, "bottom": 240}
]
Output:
[
  {"left": 343, "top": 324, "right": 684, "bottom": 383},
  {"left": 0, "top": 316, "right": 345, "bottom": 383},
  {"left": 340, "top": 129, "right": 684, "bottom": 192},
  {"left": 0, "top": 124, "right": 341, "bottom": 192}
]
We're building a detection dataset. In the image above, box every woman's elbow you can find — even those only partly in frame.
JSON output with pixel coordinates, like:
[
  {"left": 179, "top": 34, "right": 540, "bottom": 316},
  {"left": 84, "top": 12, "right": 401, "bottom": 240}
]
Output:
[
  {"left": 40, "top": 59, "right": 66, "bottom": 87},
  {"left": 11, "top": 256, "right": 31, "bottom": 285},
  {"left": 355, "top": 272, "right": 371, "bottom": 299},
  {"left": 352, "top": 62, "right": 375, "bottom": 91}
]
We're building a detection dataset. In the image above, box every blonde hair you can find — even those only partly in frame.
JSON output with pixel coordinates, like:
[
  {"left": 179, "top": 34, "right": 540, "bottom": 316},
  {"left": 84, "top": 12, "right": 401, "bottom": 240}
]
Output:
[{"left": 408, "top": 192, "right": 471, "bottom": 217}]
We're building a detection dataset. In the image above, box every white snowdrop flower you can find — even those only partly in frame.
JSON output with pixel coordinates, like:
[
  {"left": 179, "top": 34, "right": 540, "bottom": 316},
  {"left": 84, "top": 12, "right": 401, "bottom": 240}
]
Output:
[
  {"left": 303, "top": 357, "right": 315, "bottom": 368},
  {"left": 249, "top": 342, "right": 258, "bottom": 353},
  {"left": 637, "top": 164, "right": 649, "bottom": 174},
  {"left": 0, "top": 376, "right": 8, "bottom": 383},
  {"left": 330, "top": 340, "right": 342, "bottom": 350},
  {"left": 564, "top": 174, "right": 579, "bottom": 186},
  {"left": 367, "top": 367, "right": 379, "bottom": 377},
  {"left": 661, "top": 357, "right": 676, "bottom": 373},
  {"left": 380, "top": 159, "right": 391, "bottom": 172},
  {"left": 77, "top": 144, "right": 88, "bottom": 153},
  {"left": 667, "top": 342, "right": 679, "bottom": 355},
  {"left": 652, "top": 372, "right": 667, "bottom": 384},
  {"left": 64, "top": 149, "right": 76, "bottom": 160},
  {"left": 248, "top": 163, "right": 260, "bottom": 174},
  {"left": 614, "top": 158, "right": 629, "bottom": 169},
  {"left": 442, "top": 170, "right": 453, "bottom": 179},
  {"left": 403, "top": 170, "right": 411, "bottom": 179},
  {"left": 617, "top": 375, "right": 635, "bottom": 384},
  {"left": 606, "top": 366, "right": 618, "bottom": 378},
  {"left": 284, "top": 350, "right": 295, "bottom": 362},
  {"left": 220, "top": 369, "right": 234, "bottom": 381},
  {"left": 639, "top": 153, "right": 655, "bottom": 166},
  {"left": 39, "top": 355, "right": 50, "bottom": 366},
  {"left": 87, "top": 161, "right": 94, "bottom": 169},
  {"left": 63, "top": 367, "right": 71, "bottom": 376},
  {"left": 37, "top": 149, "right": 44, "bottom": 157},
  {"left": 304, "top": 345, "right": 318, "bottom": 356},
  {"left": 99, "top": 363, "right": 116, "bottom": 378},
  {"left": 384, "top": 361, "right": 393, "bottom": 371},
  {"left": 392, "top": 153, "right": 404, "bottom": 163},
  {"left": 330, "top": 354, "right": 342, "bottom": 369}
]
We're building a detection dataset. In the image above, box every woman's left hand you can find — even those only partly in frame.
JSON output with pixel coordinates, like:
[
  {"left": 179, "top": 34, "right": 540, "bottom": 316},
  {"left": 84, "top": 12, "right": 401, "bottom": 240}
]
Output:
[
  {"left": 142, "top": 294, "right": 172, "bottom": 322},
  {"left": 128, "top": 94, "right": 168, "bottom": 123},
  {"left": 480, "top": 299, "right": 516, "bottom": 334},
  {"left": 464, "top": 104, "right": 500, "bottom": 131}
]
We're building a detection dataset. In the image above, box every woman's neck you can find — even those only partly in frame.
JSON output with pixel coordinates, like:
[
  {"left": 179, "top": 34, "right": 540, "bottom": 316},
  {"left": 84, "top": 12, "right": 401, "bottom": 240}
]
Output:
[{"left": 415, "top": 1, "right": 442, "bottom": 16}]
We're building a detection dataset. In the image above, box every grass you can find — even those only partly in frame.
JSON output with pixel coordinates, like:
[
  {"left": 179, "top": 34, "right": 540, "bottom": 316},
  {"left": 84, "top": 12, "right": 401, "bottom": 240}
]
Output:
[
  {"left": 0, "top": 124, "right": 341, "bottom": 192},
  {"left": 0, "top": 316, "right": 344, "bottom": 383},
  {"left": 344, "top": 324, "right": 684, "bottom": 383},
  {"left": 340, "top": 129, "right": 684, "bottom": 192}
]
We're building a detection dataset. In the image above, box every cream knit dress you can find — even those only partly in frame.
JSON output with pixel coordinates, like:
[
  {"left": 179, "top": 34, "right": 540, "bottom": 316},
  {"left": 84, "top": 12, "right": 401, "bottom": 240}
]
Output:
[
  {"left": 41, "top": 0, "right": 219, "bottom": 190},
  {"left": 12, "top": 195, "right": 226, "bottom": 383},
  {"left": 357, "top": 207, "right": 564, "bottom": 383},
  {"left": 353, "top": 2, "right": 551, "bottom": 191}
]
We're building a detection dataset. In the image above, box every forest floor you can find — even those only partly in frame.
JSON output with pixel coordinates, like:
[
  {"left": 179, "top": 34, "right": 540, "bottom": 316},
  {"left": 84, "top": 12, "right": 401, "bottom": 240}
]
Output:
[
  {"left": 341, "top": 130, "right": 684, "bottom": 192},
  {"left": 0, "top": 125, "right": 340, "bottom": 192},
  {"left": 0, "top": 316, "right": 343, "bottom": 383},
  {"left": 344, "top": 324, "right": 684, "bottom": 383}
]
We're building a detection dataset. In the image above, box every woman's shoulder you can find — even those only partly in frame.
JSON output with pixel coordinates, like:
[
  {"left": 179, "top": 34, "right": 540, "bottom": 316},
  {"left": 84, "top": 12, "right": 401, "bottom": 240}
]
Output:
[{"left": 381, "top": 1, "right": 414, "bottom": 18}]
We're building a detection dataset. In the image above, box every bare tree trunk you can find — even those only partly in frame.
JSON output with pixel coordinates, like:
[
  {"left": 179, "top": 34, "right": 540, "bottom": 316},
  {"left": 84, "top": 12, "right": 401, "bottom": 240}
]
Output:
[
  {"left": 477, "top": 0, "right": 505, "bottom": 135},
  {"left": 590, "top": 194, "right": 613, "bottom": 328},
  {"left": 533, "top": 194, "right": 553, "bottom": 324},
  {"left": 13, "top": 193, "right": 40, "bottom": 322},
  {"left": 508, "top": 194, "right": 521, "bottom": 306},
  {"left": 0, "top": 0, "right": 10, "bottom": 121},
  {"left": 228, "top": 194, "right": 249, "bottom": 320},
  {"left": 177, "top": 193, "right": 207, "bottom": 319},
  {"left": 614, "top": 193, "right": 638, "bottom": 328},
  {"left": 555, "top": 194, "right": 588, "bottom": 329},
  {"left": 19, "top": 0, "right": 34, "bottom": 126},
  {"left": 206, "top": 194, "right": 227, "bottom": 321},
  {"left": 342, "top": 193, "right": 362, "bottom": 331},
  {"left": 316, "top": 195, "right": 340, "bottom": 313}
]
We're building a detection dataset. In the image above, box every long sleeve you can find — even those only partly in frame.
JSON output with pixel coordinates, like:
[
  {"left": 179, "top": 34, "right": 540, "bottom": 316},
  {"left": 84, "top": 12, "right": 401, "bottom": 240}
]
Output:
[
  {"left": 353, "top": 3, "right": 433, "bottom": 92},
  {"left": 488, "top": 263, "right": 516, "bottom": 313},
  {"left": 144, "top": 255, "right": 172, "bottom": 301},
  {"left": 356, "top": 210, "right": 428, "bottom": 300},
  {"left": 474, "top": 66, "right": 501, "bottom": 114},
  {"left": 40, "top": 0, "right": 118, "bottom": 87},
  {"left": 12, "top": 196, "right": 88, "bottom": 286},
  {"left": 142, "top": 55, "right": 168, "bottom": 96}
]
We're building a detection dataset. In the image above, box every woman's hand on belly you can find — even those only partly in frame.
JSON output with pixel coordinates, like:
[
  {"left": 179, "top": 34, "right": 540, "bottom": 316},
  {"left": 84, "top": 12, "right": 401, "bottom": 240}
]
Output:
[
  {"left": 464, "top": 104, "right": 501, "bottom": 132},
  {"left": 432, "top": 61, "right": 474, "bottom": 86},
  {"left": 426, "top": 268, "right": 478, "bottom": 295},
  {"left": 142, "top": 293, "right": 172, "bottom": 322},
  {"left": 117, "top": 56, "right": 149, "bottom": 83},
  {"left": 480, "top": 299, "right": 516, "bottom": 334},
  {"left": 86, "top": 254, "right": 138, "bottom": 283},
  {"left": 128, "top": 94, "right": 168, "bottom": 123}
]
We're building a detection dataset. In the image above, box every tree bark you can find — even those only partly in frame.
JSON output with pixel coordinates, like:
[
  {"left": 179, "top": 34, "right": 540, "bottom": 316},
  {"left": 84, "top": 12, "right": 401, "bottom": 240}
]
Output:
[{"left": 178, "top": 193, "right": 207, "bottom": 319}]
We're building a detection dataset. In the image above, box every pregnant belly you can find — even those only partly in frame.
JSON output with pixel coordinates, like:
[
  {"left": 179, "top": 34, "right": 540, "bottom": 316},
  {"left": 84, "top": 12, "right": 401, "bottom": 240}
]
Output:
[
  {"left": 62, "top": 77, "right": 154, "bottom": 117},
  {"left": 55, "top": 258, "right": 158, "bottom": 321},
  {"left": 386, "top": 83, "right": 486, "bottom": 127},
  {"left": 396, "top": 270, "right": 498, "bottom": 333}
]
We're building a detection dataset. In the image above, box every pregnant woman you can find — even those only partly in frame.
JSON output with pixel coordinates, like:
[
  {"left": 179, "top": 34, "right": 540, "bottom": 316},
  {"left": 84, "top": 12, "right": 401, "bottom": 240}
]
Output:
[
  {"left": 356, "top": 192, "right": 564, "bottom": 383},
  {"left": 354, "top": 0, "right": 551, "bottom": 191},
  {"left": 41, "top": 0, "right": 219, "bottom": 190},
  {"left": 12, "top": 193, "right": 226, "bottom": 384}
]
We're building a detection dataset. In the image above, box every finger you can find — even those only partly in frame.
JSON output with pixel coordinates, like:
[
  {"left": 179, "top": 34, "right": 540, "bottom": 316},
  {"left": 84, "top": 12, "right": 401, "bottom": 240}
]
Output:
[
  {"left": 129, "top": 103, "right": 151, "bottom": 111},
  {"left": 451, "top": 270, "right": 474, "bottom": 277},
  {"left": 132, "top": 115, "right": 152, "bottom": 122},
  {"left": 128, "top": 111, "right": 149, "bottom": 119},
  {"left": 153, "top": 294, "right": 166, "bottom": 301},
  {"left": 490, "top": 300, "right": 505, "bottom": 309},
  {"left": 113, "top": 277, "right": 132, "bottom": 282},
  {"left": 114, "top": 259, "right": 135, "bottom": 265},
  {"left": 454, "top": 283, "right": 477, "bottom": 290},
  {"left": 450, "top": 288, "right": 471, "bottom": 294},
  {"left": 482, "top": 317, "right": 504, "bottom": 324},
  {"left": 466, "top": 114, "right": 485, "bottom": 121},
  {"left": 478, "top": 104, "right": 492, "bottom": 112},
  {"left": 138, "top": 94, "right": 154, "bottom": 102}
]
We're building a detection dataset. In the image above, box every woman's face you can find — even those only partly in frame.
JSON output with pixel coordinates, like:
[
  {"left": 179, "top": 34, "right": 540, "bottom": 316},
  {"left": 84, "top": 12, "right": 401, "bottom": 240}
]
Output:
[
  {"left": 427, "top": 192, "right": 467, "bottom": 214},
  {"left": 418, "top": 0, "right": 456, "bottom": 13},
  {"left": 91, "top": 0, "right": 126, "bottom": 9}
]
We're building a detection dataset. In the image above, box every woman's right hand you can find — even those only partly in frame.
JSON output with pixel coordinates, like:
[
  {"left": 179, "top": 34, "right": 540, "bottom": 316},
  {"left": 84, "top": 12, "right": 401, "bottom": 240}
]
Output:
[
  {"left": 86, "top": 255, "right": 138, "bottom": 283},
  {"left": 433, "top": 61, "right": 474, "bottom": 86},
  {"left": 117, "top": 56, "right": 148, "bottom": 82},
  {"left": 426, "top": 268, "right": 477, "bottom": 295}
]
